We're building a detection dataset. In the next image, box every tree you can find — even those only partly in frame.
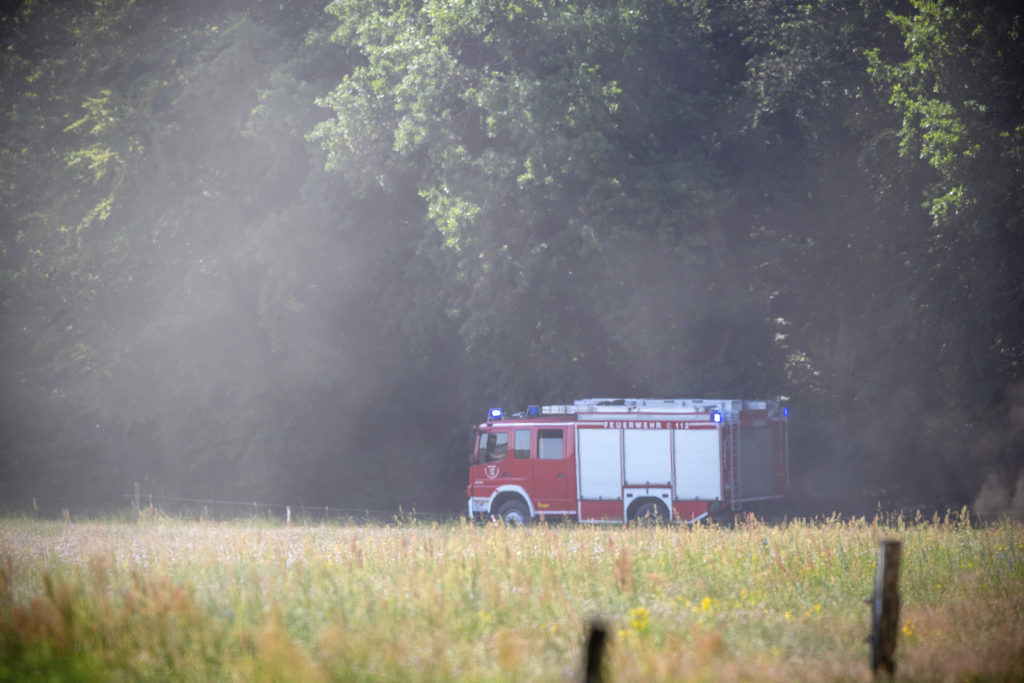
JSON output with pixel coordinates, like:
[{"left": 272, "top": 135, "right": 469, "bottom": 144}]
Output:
[
  {"left": 4, "top": 0, "right": 1018, "bottom": 515},
  {"left": 313, "top": 0, "right": 786, "bottom": 410},
  {"left": 865, "top": 0, "right": 1024, "bottom": 492},
  {"left": 717, "top": 0, "right": 940, "bottom": 507}
]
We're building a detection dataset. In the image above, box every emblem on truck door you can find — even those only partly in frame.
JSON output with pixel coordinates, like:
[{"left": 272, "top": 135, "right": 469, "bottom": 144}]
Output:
[{"left": 484, "top": 464, "right": 499, "bottom": 479}]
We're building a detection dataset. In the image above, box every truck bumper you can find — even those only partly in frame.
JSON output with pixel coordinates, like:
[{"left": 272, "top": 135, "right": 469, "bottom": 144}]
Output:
[{"left": 468, "top": 497, "right": 490, "bottom": 518}]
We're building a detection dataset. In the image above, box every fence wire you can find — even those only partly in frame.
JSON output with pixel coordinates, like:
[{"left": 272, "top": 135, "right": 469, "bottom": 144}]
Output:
[
  {"left": 1, "top": 491, "right": 1021, "bottom": 525},
  {"left": 0, "top": 490, "right": 449, "bottom": 523}
]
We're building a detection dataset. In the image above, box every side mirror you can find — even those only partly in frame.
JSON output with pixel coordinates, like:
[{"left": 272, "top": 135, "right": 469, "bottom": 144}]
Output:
[{"left": 468, "top": 429, "right": 479, "bottom": 464}]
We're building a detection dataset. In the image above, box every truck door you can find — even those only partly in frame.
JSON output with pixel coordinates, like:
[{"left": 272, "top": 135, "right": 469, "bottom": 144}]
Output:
[
  {"left": 477, "top": 428, "right": 531, "bottom": 488},
  {"left": 531, "top": 428, "right": 575, "bottom": 516}
]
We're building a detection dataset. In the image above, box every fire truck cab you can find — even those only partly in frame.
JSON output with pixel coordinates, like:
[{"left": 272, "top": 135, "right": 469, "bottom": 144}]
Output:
[{"left": 467, "top": 398, "right": 788, "bottom": 524}]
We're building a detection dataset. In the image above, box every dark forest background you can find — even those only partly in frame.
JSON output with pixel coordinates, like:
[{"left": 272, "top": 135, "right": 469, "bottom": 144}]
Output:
[{"left": 1, "top": 0, "right": 1022, "bottom": 517}]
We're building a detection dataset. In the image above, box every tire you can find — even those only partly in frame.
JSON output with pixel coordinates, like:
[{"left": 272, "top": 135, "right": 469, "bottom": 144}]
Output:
[
  {"left": 497, "top": 500, "right": 531, "bottom": 526},
  {"left": 629, "top": 499, "right": 669, "bottom": 525}
]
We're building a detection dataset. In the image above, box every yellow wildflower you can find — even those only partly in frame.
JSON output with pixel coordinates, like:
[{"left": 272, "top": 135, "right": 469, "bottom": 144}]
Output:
[{"left": 629, "top": 606, "right": 649, "bottom": 632}]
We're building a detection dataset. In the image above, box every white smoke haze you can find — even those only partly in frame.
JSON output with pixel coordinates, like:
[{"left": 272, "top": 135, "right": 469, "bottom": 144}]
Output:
[
  {"left": 971, "top": 381, "right": 1024, "bottom": 517},
  {"left": 2, "top": 0, "right": 1022, "bottom": 518},
  {"left": 973, "top": 470, "right": 1024, "bottom": 517}
]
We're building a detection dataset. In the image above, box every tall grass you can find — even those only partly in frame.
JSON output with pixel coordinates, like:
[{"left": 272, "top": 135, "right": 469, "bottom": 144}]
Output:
[{"left": 1, "top": 511, "right": 1021, "bottom": 681}]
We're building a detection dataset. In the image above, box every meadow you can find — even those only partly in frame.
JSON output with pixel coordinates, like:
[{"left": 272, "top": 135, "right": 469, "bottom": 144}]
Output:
[{"left": 1, "top": 511, "right": 1021, "bottom": 681}]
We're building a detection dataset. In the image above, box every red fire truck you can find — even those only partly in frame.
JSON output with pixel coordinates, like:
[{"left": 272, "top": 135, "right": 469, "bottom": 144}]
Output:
[{"left": 467, "top": 398, "right": 788, "bottom": 524}]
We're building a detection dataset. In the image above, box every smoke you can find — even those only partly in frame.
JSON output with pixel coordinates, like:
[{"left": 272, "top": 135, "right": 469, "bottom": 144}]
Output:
[
  {"left": 973, "top": 471, "right": 1024, "bottom": 517},
  {"left": 972, "top": 381, "right": 1024, "bottom": 517}
]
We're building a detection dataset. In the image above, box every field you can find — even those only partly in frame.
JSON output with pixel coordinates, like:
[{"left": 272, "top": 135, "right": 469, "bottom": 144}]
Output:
[{"left": 1, "top": 511, "right": 1022, "bottom": 682}]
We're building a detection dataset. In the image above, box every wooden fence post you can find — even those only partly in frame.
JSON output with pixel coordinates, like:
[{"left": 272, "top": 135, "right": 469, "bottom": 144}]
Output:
[
  {"left": 134, "top": 482, "right": 141, "bottom": 520},
  {"left": 870, "top": 539, "right": 902, "bottom": 676},
  {"left": 583, "top": 618, "right": 607, "bottom": 683}
]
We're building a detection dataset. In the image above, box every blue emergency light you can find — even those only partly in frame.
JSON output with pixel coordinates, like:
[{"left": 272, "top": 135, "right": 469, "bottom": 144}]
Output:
[
  {"left": 711, "top": 410, "right": 722, "bottom": 423},
  {"left": 527, "top": 405, "right": 541, "bottom": 417},
  {"left": 488, "top": 408, "right": 504, "bottom": 420},
  {"left": 783, "top": 406, "right": 789, "bottom": 417}
]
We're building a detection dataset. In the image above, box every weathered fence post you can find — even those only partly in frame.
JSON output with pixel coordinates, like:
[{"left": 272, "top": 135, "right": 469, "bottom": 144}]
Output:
[
  {"left": 134, "top": 482, "right": 141, "bottom": 520},
  {"left": 286, "top": 505, "right": 292, "bottom": 525},
  {"left": 583, "top": 618, "right": 607, "bottom": 683},
  {"left": 870, "top": 538, "right": 902, "bottom": 676}
]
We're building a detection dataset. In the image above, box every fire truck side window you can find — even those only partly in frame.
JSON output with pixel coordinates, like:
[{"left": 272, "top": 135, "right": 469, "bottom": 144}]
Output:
[
  {"left": 537, "top": 429, "right": 564, "bottom": 460},
  {"left": 513, "top": 430, "right": 531, "bottom": 459},
  {"left": 479, "top": 432, "right": 508, "bottom": 462}
]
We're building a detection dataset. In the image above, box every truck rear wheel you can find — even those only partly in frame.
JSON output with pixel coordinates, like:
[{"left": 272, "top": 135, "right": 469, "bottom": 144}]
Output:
[
  {"left": 497, "top": 500, "right": 531, "bottom": 526},
  {"left": 629, "top": 499, "right": 669, "bottom": 525}
]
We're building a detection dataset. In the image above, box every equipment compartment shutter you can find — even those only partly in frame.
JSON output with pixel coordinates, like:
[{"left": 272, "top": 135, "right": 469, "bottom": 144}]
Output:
[
  {"left": 740, "top": 426, "right": 773, "bottom": 498},
  {"left": 673, "top": 429, "right": 720, "bottom": 499},
  {"left": 577, "top": 429, "right": 622, "bottom": 499},
  {"left": 623, "top": 429, "right": 671, "bottom": 485}
]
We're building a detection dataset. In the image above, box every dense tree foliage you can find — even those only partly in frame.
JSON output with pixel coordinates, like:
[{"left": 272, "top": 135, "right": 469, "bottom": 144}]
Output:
[
  {"left": 313, "top": 0, "right": 777, "bottom": 404},
  {"left": 2, "top": 0, "right": 1021, "bottom": 514}
]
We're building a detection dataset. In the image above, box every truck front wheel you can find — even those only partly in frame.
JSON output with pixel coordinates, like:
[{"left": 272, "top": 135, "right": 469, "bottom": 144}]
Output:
[{"left": 496, "top": 500, "right": 531, "bottom": 526}]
